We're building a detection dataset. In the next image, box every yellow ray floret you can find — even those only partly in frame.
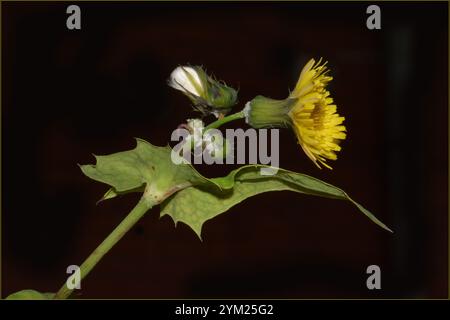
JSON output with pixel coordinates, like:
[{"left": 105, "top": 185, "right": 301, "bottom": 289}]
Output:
[{"left": 288, "top": 58, "right": 346, "bottom": 169}]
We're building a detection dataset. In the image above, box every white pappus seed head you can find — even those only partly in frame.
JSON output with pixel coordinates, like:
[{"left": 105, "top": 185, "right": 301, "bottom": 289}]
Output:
[
  {"left": 243, "top": 101, "right": 252, "bottom": 124},
  {"left": 169, "top": 66, "right": 203, "bottom": 97}
]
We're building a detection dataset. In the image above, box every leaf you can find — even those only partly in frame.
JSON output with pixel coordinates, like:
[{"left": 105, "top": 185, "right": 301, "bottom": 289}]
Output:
[
  {"left": 80, "top": 138, "right": 212, "bottom": 201},
  {"left": 97, "top": 185, "right": 144, "bottom": 204},
  {"left": 80, "top": 140, "right": 391, "bottom": 239},
  {"left": 161, "top": 165, "right": 392, "bottom": 239},
  {"left": 6, "top": 289, "right": 55, "bottom": 300}
]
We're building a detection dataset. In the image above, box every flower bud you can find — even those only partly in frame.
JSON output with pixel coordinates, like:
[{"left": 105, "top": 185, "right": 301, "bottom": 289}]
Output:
[
  {"left": 169, "top": 66, "right": 204, "bottom": 98},
  {"left": 169, "top": 66, "right": 238, "bottom": 118}
]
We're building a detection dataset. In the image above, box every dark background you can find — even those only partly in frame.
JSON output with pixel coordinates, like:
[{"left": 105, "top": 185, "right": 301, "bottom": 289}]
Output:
[{"left": 2, "top": 1, "right": 448, "bottom": 298}]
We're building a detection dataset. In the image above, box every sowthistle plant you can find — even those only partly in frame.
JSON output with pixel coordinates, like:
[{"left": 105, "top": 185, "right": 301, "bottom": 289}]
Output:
[{"left": 7, "top": 58, "right": 392, "bottom": 300}]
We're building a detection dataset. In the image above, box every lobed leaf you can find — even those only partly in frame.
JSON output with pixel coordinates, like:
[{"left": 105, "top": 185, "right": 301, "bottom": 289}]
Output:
[
  {"left": 80, "top": 139, "right": 391, "bottom": 239},
  {"left": 80, "top": 138, "right": 212, "bottom": 200},
  {"left": 161, "top": 165, "right": 392, "bottom": 239}
]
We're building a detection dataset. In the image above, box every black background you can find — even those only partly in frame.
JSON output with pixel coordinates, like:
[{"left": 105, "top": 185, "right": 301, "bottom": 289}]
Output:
[{"left": 2, "top": 1, "right": 448, "bottom": 298}]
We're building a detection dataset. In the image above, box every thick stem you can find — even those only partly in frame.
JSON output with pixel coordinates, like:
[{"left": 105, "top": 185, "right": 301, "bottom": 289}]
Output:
[
  {"left": 54, "top": 197, "right": 155, "bottom": 299},
  {"left": 204, "top": 111, "right": 245, "bottom": 131}
]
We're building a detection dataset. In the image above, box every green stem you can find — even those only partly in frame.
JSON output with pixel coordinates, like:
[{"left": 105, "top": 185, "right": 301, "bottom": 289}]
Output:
[
  {"left": 54, "top": 197, "right": 155, "bottom": 299},
  {"left": 204, "top": 111, "right": 245, "bottom": 131},
  {"left": 53, "top": 112, "right": 244, "bottom": 300}
]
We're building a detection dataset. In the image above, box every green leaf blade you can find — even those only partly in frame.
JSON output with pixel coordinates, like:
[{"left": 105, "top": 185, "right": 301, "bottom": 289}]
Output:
[
  {"left": 80, "top": 139, "right": 211, "bottom": 200},
  {"left": 6, "top": 289, "right": 55, "bottom": 300},
  {"left": 161, "top": 165, "right": 392, "bottom": 238}
]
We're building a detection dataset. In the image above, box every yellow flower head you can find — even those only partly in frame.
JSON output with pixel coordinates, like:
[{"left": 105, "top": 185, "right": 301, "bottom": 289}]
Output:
[
  {"left": 288, "top": 58, "right": 346, "bottom": 169},
  {"left": 244, "top": 58, "right": 346, "bottom": 169}
]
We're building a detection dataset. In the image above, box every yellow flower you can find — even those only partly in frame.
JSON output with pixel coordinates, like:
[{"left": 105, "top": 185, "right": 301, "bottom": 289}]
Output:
[
  {"left": 244, "top": 58, "right": 346, "bottom": 169},
  {"left": 288, "top": 59, "right": 346, "bottom": 169}
]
